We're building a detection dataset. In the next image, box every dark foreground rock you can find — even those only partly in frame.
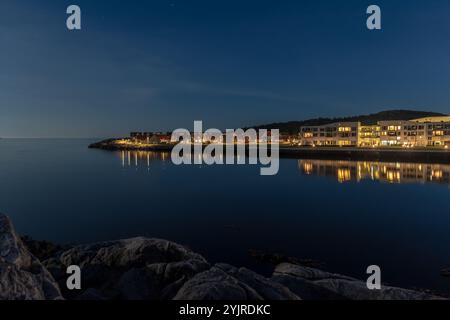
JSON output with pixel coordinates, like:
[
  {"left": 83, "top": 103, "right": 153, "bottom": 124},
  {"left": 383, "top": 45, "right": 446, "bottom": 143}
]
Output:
[
  {"left": 0, "top": 213, "right": 445, "bottom": 300},
  {"left": 21, "top": 236, "right": 69, "bottom": 261},
  {"left": 174, "top": 263, "right": 300, "bottom": 300},
  {"left": 44, "top": 237, "right": 211, "bottom": 300},
  {"left": 0, "top": 214, "right": 62, "bottom": 300},
  {"left": 272, "top": 263, "right": 443, "bottom": 300}
]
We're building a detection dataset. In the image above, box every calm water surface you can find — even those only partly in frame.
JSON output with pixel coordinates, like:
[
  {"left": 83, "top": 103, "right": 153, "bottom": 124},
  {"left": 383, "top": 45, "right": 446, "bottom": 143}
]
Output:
[{"left": 1, "top": 139, "right": 450, "bottom": 294}]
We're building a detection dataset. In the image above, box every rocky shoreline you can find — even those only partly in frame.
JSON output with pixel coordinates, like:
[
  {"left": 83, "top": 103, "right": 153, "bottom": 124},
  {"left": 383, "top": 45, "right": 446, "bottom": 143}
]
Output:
[{"left": 0, "top": 213, "right": 444, "bottom": 300}]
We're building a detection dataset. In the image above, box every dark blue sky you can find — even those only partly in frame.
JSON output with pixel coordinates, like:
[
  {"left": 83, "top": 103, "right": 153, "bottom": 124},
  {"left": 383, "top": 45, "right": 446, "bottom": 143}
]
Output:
[{"left": 1, "top": 0, "right": 450, "bottom": 137}]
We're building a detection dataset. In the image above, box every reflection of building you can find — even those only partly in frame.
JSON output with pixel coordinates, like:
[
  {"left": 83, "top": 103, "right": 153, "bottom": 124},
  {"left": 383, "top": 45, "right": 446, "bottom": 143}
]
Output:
[
  {"left": 299, "top": 116, "right": 450, "bottom": 148},
  {"left": 298, "top": 159, "right": 450, "bottom": 186}
]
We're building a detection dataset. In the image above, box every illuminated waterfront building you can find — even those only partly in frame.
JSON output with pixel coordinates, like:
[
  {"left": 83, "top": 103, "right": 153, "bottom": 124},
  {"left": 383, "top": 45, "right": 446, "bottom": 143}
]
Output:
[
  {"left": 359, "top": 125, "right": 381, "bottom": 147},
  {"left": 299, "top": 116, "right": 450, "bottom": 148},
  {"left": 299, "top": 122, "right": 360, "bottom": 147}
]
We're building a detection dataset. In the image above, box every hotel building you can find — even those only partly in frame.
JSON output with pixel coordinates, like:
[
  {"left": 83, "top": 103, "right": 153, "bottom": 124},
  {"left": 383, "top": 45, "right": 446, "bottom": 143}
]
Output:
[
  {"left": 299, "top": 116, "right": 450, "bottom": 148},
  {"left": 299, "top": 122, "right": 360, "bottom": 147}
]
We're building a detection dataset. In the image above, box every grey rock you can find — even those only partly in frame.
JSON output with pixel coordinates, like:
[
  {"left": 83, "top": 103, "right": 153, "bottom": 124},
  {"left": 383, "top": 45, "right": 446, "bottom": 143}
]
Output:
[
  {"left": 174, "top": 265, "right": 263, "bottom": 300},
  {"left": 174, "top": 264, "right": 300, "bottom": 300},
  {"left": 160, "top": 275, "right": 187, "bottom": 300},
  {"left": 271, "top": 274, "right": 347, "bottom": 300},
  {"left": 215, "top": 263, "right": 300, "bottom": 300},
  {"left": 273, "top": 263, "right": 443, "bottom": 300},
  {"left": 46, "top": 237, "right": 207, "bottom": 269},
  {"left": 274, "top": 263, "right": 357, "bottom": 281},
  {"left": 44, "top": 237, "right": 210, "bottom": 300},
  {"left": 0, "top": 214, "right": 63, "bottom": 300},
  {"left": 146, "top": 258, "right": 211, "bottom": 300},
  {"left": 313, "top": 278, "right": 442, "bottom": 300}
]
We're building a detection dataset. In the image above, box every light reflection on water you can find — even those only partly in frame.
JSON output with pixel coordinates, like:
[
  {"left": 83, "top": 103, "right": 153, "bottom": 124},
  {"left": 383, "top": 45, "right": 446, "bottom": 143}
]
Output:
[
  {"left": 116, "top": 150, "right": 450, "bottom": 188},
  {"left": 116, "top": 150, "right": 250, "bottom": 168},
  {"left": 298, "top": 159, "right": 450, "bottom": 187},
  {"left": 118, "top": 150, "right": 170, "bottom": 168}
]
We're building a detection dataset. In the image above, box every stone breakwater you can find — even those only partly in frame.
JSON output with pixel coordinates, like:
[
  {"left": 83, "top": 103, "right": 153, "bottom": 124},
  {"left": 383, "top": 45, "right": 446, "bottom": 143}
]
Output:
[{"left": 0, "top": 213, "right": 444, "bottom": 300}]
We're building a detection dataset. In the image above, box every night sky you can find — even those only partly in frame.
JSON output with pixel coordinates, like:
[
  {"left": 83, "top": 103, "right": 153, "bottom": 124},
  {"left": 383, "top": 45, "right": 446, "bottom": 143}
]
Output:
[{"left": 1, "top": 0, "right": 450, "bottom": 138}]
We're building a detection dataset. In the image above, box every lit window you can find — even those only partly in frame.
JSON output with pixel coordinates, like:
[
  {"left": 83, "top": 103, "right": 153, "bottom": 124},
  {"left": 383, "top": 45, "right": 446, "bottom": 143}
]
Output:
[
  {"left": 338, "top": 127, "right": 352, "bottom": 132},
  {"left": 338, "top": 140, "right": 352, "bottom": 146}
]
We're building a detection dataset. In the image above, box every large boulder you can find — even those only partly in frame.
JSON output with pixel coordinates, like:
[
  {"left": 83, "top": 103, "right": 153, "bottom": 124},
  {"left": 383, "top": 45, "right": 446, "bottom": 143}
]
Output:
[
  {"left": 272, "top": 263, "right": 443, "bottom": 300},
  {"left": 44, "top": 237, "right": 210, "bottom": 300},
  {"left": 174, "top": 263, "right": 300, "bottom": 300},
  {"left": 0, "top": 214, "right": 63, "bottom": 300}
]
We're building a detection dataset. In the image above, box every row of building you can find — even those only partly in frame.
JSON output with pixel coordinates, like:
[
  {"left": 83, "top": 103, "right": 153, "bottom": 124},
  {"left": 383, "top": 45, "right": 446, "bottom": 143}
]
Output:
[
  {"left": 299, "top": 116, "right": 450, "bottom": 148},
  {"left": 130, "top": 132, "right": 172, "bottom": 144},
  {"left": 131, "top": 116, "right": 450, "bottom": 148},
  {"left": 130, "top": 131, "right": 292, "bottom": 144}
]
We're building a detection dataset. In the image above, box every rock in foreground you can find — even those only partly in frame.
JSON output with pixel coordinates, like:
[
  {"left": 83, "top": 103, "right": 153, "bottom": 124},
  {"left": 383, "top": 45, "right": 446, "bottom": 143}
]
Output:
[
  {"left": 0, "top": 213, "right": 445, "bottom": 300},
  {"left": 44, "top": 237, "right": 211, "bottom": 300},
  {"left": 272, "top": 263, "right": 443, "bottom": 300},
  {"left": 0, "top": 214, "right": 62, "bottom": 300},
  {"left": 174, "top": 263, "right": 300, "bottom": 300}
]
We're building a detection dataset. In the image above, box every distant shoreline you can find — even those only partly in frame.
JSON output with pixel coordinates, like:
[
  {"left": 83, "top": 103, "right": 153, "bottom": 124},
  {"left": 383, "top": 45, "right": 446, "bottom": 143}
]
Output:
[{"left": 89, "top": 139, "right": 450, "bottom": 164}]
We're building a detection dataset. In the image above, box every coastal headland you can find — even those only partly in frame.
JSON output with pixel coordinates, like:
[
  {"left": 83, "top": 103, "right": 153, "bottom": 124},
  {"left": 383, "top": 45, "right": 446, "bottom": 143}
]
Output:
[{"left": 89, "top": 110, "right": 450, "bottom": 163}]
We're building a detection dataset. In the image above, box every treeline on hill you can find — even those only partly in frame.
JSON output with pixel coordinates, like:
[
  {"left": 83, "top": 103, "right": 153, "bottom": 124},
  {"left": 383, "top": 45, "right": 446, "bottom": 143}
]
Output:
[{"left": 250, "top": 110, "right": 447, "bottom": 135}]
